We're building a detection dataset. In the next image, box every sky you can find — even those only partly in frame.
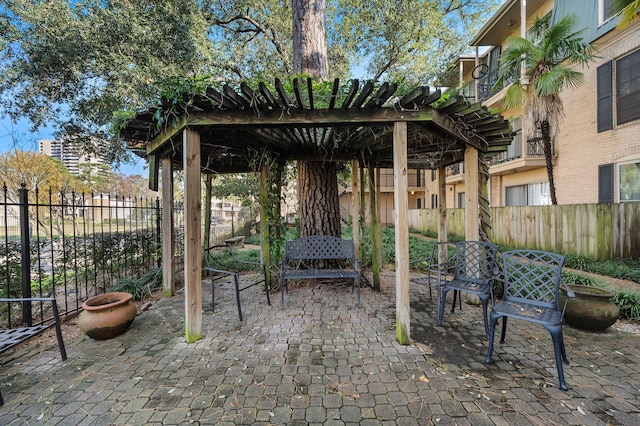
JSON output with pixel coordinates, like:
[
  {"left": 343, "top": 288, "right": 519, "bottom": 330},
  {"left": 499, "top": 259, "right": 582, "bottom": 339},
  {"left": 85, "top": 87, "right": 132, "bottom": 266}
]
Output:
[{"left": 0, "top": 114, "right": 147, "bottom": 176}]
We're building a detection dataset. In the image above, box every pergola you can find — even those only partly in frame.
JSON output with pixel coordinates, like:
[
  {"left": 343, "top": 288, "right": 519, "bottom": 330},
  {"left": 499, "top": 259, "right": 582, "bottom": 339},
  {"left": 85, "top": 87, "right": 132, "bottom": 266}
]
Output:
[{"left": 120, "top": 77, "right": 513, "bottom": 344}]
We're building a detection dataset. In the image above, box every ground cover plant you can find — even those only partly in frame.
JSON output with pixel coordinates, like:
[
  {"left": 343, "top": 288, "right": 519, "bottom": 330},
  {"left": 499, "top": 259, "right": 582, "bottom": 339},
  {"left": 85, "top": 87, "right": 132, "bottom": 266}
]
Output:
[{"left": 239, "top": 227, "right": 640, "bottom": 321}]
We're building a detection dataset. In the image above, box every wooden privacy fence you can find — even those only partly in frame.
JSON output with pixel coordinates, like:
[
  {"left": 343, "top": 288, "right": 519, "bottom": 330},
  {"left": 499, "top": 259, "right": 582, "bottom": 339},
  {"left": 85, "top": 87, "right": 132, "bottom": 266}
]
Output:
[{"left": 408, "top": 203, "right": 640, "bottom": 260}]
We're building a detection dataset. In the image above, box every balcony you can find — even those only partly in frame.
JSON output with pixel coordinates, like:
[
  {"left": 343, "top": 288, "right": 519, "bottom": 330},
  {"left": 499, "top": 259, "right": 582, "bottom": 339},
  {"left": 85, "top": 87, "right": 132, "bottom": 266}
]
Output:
[
  {"left": 446, "top": 163, "right": 465, "bottom": 184},
  {"left": 461, "top": 62, "right": 520, "bottom": 102},
  {"left": 489, "top": 137, "right": 549, "bottom": 176}
]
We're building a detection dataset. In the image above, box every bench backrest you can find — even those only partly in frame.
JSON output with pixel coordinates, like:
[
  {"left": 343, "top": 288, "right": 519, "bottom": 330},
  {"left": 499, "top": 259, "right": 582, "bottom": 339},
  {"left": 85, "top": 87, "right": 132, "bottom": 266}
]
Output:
[
  {"left": 502, "top": 250, "right": 565, "bottom": 310},
  {"left": 283, "top": 235, "right": 355, "bottom": 261}
]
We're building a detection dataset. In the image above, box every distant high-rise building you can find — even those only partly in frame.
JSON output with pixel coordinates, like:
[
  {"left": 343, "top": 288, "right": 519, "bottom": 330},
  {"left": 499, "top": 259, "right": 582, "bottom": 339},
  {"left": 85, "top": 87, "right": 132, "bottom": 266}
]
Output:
[{"left": 39, "top": 137, "right": 110, "bottom": 176}]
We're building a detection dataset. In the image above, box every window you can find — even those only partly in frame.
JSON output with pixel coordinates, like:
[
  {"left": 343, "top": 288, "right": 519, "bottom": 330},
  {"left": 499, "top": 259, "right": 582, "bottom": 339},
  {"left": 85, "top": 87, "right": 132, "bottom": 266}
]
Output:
[
  {"left": 457, "top": 192, "right": 466, "bottom": 208},
  {"left": 599, "top": 0, "right": 615, "bottom": 25},
  {"left": 431, "top": 194, "right": 438, "bottom": 209},
  {"left": 597, "top": 50, "right": 640, "bottom": 130},
  {"left": 505, "top": 183, "right": 551, "bottom": 206},
  {"left": 619, "top": 161, "right": 640, "bottom": 202},
  {"left": 616, "top": 49, "right": 640, "bottom": 125}
]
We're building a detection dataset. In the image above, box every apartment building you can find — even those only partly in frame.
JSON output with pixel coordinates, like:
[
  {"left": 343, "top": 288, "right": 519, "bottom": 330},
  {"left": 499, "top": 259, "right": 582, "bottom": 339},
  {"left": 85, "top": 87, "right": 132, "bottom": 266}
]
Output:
[
  {"left": 39, "top": 137, "right": 110, "bottom": 176},
  {"left": 444, "top": 0, "right": 640, "bottom": 207}
]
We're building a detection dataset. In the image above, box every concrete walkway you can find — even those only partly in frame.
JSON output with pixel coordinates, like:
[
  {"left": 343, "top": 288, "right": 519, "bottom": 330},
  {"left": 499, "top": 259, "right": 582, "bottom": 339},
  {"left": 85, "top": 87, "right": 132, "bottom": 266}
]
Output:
[{"left": 1, "top": 272, "right": 639, "bottom": 425}]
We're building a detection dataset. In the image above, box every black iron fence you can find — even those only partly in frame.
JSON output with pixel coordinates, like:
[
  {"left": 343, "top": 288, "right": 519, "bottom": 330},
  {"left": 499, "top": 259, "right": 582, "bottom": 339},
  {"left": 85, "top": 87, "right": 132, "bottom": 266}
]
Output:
[{"left": 1, "top": 184, "right": 176, "bottom": 329}]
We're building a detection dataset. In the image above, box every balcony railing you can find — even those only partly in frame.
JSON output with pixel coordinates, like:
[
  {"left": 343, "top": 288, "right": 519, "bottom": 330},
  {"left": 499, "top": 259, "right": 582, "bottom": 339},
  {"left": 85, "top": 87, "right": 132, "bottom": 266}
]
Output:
[
  {"left": 472, "top": 63, "right": 520, "bottom": 103},
  {"left": 489, "top": 136, "right": 547, "bottom": 166},
  {"left": 447, "top": 163, "right": 463, "bottom": 176},
  {"left": 527, "top": 137, "right": 545, "bottom": 156}
]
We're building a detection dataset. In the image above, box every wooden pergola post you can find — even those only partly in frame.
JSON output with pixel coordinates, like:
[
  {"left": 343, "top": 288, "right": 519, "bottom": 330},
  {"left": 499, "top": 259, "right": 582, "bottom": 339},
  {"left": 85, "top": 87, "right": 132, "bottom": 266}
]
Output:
[
  {"left": 259, "top": 163, "right": 272, "bottom": 289},
  {"left": 375, "top": 168, "right": 382, "bottom": 269},
  {"left": 437, "top": 165, "right": 448, "bottom": 261},
  {"left": 161, "top": 156, "right": 175, "bottom": 297},
  {"left": 183, "top": 128, "right": 202, "bottom": 343},
  {"left": 351, "top": 160, "right": 361, "bottom": 258},
  {"left": 393, "top": 121, "right": 410, "bottom": 344},
  {"left": 359, "top": 165, "right": 366, "bottom": 264},
  {"left": 464, "top": 147, "right": 480, "bottom": 241},
  {"left": 368, "top": 161, "right": 381, "bottom": 291}
]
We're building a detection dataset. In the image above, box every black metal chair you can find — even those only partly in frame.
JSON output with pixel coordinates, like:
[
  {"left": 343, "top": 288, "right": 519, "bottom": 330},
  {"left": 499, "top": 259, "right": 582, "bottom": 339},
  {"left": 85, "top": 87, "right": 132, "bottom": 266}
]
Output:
[
  {"left": 0, "top": 297, "right": 67, "bottom": 406},
  {"left": 203, "top": 244, "right": 271, "bottom": 321},
  {"left": 410, "top": 241, "right": 457, "bottom": 312},
  {"left": 485, "top": 250, "right": 574, "bottom": 390},
  {"left": 437, "top": 241, "right": 499, "bottom": 338}
]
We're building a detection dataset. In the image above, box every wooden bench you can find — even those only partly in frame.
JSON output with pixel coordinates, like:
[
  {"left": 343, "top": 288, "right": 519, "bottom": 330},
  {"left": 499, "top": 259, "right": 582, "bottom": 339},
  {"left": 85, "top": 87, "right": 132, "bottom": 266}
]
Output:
[
  {"left": 279, "top": 235, "right": 361, "bottom": 307},
  {"left": 224, "top": 236, "right": 245, "bottom": 247},
  {"left": 0, "top": 297, "right": 67, "bottom": 406}
]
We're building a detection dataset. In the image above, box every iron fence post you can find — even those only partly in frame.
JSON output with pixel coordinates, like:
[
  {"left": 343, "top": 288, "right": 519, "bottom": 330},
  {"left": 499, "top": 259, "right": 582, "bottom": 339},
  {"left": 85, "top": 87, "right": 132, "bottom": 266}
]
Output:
[
  {"left": 156, "top": 198, "right": 161, "bottom": 268},
  {"left": 19, "top": 184, "right": 32, "bottom": 326}
]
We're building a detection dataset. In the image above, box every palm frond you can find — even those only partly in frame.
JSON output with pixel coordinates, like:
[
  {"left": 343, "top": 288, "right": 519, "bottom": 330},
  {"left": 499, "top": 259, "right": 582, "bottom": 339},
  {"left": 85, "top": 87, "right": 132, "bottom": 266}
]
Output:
[
  {"left": 534, "top": 68, "right": 584, "bottom": 96},
  {"left": 502, "top": 82, "right": 526, "bottom": 110},
  {"left": 613, "top": 0, "right": 640, "bottom": 29}
]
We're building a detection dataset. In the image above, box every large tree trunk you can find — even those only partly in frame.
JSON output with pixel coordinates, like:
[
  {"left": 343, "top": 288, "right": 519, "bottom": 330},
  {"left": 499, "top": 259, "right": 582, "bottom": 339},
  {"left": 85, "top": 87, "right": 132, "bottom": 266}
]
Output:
[
  {"left": 293, "top": 0, "right": 339, "bottom": 237},
  {"left": 298, "top": 161, "right": 340, "bottom": 237},
  {"left": 540, "top": 120, "right": 558, "bottom": 205},
  {"left": 293, "top": 0, "right": 328, "bottom": 77}
]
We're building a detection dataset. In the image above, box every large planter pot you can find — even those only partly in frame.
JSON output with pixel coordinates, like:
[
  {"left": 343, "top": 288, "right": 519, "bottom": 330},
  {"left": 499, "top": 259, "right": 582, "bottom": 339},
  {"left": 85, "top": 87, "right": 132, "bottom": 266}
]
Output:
[
  {"left": 561, "top": 284, "right": 619, "bottom": 332},
  {"left": 79, "top": 292, "right": 137, "bottom": 340}
]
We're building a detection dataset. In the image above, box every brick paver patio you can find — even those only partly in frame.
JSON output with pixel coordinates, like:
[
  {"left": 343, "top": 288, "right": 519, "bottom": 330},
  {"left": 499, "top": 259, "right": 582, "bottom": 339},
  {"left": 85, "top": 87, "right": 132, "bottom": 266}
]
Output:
[{"left": 1, "top": 271, "right": 638, "bottom": 425}]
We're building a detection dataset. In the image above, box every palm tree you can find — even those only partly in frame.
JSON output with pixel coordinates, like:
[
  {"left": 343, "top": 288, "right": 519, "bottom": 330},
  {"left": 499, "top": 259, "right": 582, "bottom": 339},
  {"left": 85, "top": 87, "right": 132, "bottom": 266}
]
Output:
[
  {"left": 495, "top": 14, "right": 597, "bottom": 204},
  {"left": 613, "top": 0, "right": 639, "bottom": 29}
]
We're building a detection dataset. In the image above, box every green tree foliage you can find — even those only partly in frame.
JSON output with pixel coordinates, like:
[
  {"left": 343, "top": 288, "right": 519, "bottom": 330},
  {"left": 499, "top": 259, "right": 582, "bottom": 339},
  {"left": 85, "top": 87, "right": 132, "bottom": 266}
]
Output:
[
  {"left": 1, "top": 0, "right": 213, "bottom": 163},
  {"left": 495, "top": 14, "right": 597, "bottom": 205},
  {"left": 0, "top": 150, "right": 78, "bottom": 196},
  {"left": 1, "top": 0, "right": 499, "bottom": 163},
  {"left": 211, "top": 173, "right": 260, "bottom": 208},
  {"left": 334, "top": 0, "right": 498, "bottom": 85}
]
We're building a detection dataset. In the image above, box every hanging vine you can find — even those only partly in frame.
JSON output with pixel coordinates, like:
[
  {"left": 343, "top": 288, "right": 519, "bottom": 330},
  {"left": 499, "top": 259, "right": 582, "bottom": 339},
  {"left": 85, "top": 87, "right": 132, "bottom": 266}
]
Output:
[
  {"left": 248, "top": 147, "right": 287, "bottom": 287},
  {"left": 479, "top": 152, "right": 492, "bottom": 242}
]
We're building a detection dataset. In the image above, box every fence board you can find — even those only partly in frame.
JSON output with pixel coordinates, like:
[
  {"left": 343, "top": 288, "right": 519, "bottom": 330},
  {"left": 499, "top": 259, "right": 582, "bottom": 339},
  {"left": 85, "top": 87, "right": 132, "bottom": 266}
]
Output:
[{"left": 409, "top": 203, "right": 640, "bottom": 260}]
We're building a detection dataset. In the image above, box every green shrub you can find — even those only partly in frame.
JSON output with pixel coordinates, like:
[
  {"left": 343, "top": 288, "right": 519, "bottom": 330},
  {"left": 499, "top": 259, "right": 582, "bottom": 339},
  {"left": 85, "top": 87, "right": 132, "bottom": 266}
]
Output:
[
  {"left": 561, "top": 271, "right": 604, "bottom": 287},
  {"left": 563, "top": 253, "right": 640, "bottom": 284},
  {"left": 111, "top": 269, "right": 162, "bottom": 300},
  {"left": 612, "top": 290, "right": 640, "bottom": 321}
]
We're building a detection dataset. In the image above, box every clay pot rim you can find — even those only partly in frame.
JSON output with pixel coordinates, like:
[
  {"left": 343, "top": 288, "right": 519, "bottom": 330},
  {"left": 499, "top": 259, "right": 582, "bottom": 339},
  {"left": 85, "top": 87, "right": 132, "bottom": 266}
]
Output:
[
  {"left": 562, "top": 283, "right": 615, "bottom": 297},
  {"left": 82, "top": 292, "right": 133, "bottom": 311}
]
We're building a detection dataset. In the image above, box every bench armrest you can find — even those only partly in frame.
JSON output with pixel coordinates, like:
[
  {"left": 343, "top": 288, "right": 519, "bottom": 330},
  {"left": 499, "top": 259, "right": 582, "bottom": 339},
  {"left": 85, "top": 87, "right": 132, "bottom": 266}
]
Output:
[
  {"left": 428, "top": 260, "right": 454, "bottom": 272},
  {"left": 0, "top": 297, "right": 57, "bottom": 303},
  {"left": 203, "top": 267, "right": 236, "bottom": 277},
  {"left": 560, "top": 280, "right": 576, "bottom": 299},
  {"left": 235, "top": 259, "right": 263, "bottom": 268}
]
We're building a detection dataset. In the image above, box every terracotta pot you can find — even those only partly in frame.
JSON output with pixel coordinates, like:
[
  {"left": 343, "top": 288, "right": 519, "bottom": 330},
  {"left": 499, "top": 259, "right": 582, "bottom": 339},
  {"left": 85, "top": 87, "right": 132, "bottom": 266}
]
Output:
[
  {"left": 561, "top": 284, "right": 619, "bottom": 332},
  {"left": 79, "top": 292, "right": 137, "bottom": 340}
]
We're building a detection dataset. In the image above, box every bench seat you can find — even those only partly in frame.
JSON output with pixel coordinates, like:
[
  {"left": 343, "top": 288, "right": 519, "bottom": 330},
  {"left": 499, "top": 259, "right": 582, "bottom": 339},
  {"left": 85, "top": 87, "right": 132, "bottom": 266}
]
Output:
[
  {"left": 281, "top": 268, "right": 360, "bottom": 280},
  {"left": 280, "top": 235, "right": 361, "bottom": 308}
]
